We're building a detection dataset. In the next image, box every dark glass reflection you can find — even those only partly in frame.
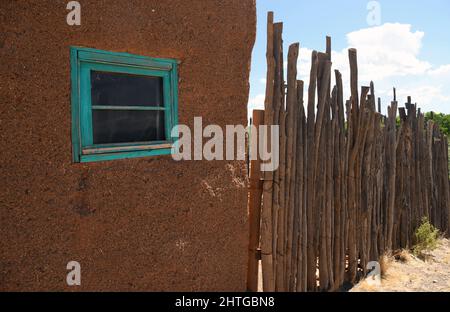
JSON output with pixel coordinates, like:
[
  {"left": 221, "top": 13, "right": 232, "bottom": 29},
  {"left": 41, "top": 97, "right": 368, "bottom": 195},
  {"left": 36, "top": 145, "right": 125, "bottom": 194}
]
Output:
[
  {"left": 91, "top": 71, "right": 164, "bottom": 107},
  {"left": 92, "top": 110, "right": 166, "bottom": 144}
]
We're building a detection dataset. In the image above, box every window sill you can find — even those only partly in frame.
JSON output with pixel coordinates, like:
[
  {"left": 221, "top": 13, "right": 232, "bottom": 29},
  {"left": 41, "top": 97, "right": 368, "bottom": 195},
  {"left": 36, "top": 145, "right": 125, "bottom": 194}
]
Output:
[
  {"left": 82, "top": 143, "right": 172, "bottom": 155},
  {"left": 78, "top": 145, "right": 173, "bottom": 163}
]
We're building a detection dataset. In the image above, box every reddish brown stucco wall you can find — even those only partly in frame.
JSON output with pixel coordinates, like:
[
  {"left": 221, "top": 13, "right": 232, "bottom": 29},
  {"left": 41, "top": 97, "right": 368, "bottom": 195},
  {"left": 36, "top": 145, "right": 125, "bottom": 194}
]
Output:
[{"left": 0, "top": 0, "right": 256, "bottom": 291}]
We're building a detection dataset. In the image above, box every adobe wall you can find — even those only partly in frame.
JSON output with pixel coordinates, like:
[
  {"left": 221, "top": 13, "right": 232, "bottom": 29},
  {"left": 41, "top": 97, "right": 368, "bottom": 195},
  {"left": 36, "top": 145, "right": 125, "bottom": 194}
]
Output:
[{"left": 0, "top": 0, "right": 256, "bottom": 291}]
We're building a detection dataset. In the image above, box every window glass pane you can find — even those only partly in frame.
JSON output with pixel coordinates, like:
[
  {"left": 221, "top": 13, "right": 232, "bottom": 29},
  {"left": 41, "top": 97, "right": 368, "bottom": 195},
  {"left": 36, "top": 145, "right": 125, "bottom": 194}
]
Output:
[
  {"left": 91, "top": 71, "right": 164, "bottom": 107},
  {"left": 92, "top": 110, "right": 166, "bottom": 144}
]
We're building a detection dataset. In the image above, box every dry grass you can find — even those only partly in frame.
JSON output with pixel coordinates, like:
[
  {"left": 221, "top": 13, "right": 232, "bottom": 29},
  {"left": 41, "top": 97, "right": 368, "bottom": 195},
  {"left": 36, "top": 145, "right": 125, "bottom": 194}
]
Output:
[
  {"left": 393, "top": 249, "right": 412, "bottom": 263},
  {"left": 379, "top": 253, "right": 392, "bottom": 278},
  {"left": 256, "top": 239, "right": 450, "bottom": 292},
  {"left": 352, "top": 239, "right": 450, "bottom": 292}
]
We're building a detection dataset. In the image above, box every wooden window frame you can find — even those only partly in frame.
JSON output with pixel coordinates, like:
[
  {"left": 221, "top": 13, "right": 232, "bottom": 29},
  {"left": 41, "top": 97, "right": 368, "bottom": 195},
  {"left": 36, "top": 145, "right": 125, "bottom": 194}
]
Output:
[{"left": 70, "top": 47, "right": 179, "bottom": 163}]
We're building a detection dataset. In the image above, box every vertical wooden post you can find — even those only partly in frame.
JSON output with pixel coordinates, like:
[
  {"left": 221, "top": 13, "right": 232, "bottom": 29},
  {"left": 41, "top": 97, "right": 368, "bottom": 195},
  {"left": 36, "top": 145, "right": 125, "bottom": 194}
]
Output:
[
  {"left": 306, "top": 51, "right": 319, "bottom": 291},
  {"left": 295, "top": 80, "right": 307, "bottom": 292},
  {"left": 261, "top": 11, "right": 276, "bottom": 292},
  {"left": 385, "top": 100, "right": 397, "bottom": 250},
  {"left": 247, "top": 110, "right": 265, "bottom": 292},
  {"left": 285, "top": 43, "right": 299, "bottom": 291},
  {"left": 444, "top": 136, "right": 450, "bottom": 235},
  {"left": 273, "top": 21, "right": 285, "bottom": 292},
  {"left": 347, "top": 48, "right": 359, "bottom": 284},
  {"left": 333, "top": 69, "right": 346, "bottom": 290}
]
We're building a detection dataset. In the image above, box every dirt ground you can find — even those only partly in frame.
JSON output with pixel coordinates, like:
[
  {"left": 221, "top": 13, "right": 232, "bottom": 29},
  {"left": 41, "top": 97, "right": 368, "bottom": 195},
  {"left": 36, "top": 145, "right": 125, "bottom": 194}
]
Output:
[{"left": 352, "top": 239, "right": 450, "bottom": 292}]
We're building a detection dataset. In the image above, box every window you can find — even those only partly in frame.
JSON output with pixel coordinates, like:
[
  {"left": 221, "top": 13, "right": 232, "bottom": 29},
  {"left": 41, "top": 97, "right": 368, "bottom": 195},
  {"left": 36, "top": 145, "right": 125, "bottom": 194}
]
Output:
[{"left": 70, "top": 47, "right": 179, "bottom": 163}]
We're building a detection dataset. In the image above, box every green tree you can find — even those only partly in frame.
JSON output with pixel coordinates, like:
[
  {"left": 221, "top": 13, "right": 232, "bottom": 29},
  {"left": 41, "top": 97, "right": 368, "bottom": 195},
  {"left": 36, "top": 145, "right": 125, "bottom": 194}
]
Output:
[
  {"left": 424, "top": 112, "right": 450, "bottom": 136},
  {"left": 423, "top": 112, "right": 450, "bottom": 178}
]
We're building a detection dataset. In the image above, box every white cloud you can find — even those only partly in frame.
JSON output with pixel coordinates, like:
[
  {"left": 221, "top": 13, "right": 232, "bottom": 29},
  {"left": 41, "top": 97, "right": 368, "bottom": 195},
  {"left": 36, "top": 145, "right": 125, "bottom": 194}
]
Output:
[
  {"left": 259, "top": 78, "right": 267, "bottom": 84},
  {"left": 249, "top": 23, "right": 450, "bottom": 115},
  {"left": 397, "top": 86, "right": 450, "bottom": 109},
  {"left": 342, "top": 23, "right": 450, "bottom": 113},
  {"left": 428, "top": 64, "right": 450, "bottom": 76},
  {"left": 248, "top": 93, "right": 266, "bottom": 111},
  {"left": 345, "top": 23, "right": 431, "bottom": 80}
]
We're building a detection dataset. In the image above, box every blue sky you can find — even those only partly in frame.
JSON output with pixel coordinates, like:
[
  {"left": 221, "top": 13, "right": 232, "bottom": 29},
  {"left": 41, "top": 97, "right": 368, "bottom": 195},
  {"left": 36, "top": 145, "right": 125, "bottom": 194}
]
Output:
[{"left": 249, "top": 0, "right": 450, "bottom": 115}]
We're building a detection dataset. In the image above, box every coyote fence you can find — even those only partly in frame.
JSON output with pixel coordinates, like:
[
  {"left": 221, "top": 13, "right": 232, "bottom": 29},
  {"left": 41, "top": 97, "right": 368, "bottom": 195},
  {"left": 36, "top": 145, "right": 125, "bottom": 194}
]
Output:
[{"left": 247, "top": 12, "right": 450, "bottom": 292}]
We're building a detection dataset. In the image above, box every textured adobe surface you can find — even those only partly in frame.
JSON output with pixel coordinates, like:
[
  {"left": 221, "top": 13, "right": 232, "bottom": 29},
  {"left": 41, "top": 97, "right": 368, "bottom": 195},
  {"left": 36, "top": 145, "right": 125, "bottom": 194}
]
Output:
[{"left": 0, "top": 0, "right": 255, "bottom": 291}]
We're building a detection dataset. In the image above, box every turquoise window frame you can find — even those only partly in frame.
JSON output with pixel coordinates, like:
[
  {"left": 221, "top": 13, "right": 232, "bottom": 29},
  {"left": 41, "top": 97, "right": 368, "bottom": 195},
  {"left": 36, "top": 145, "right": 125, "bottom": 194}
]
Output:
[{"left": 70, "top": 47, "right": 179, "bottom": 163}]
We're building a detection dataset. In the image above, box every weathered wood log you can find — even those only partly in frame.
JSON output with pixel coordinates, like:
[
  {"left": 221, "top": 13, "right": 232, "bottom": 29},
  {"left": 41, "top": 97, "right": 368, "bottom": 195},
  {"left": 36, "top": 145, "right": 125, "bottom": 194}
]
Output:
[
  {"left": 371, "top": 113, "right": 383, "bottom": 262},
  {"left": 295, "top": 80, "right": 307, "bottom": 292},
  {"left": 318, "top": 112, "right": 329, "bottom": 290},
  {"left": 430, "top": 124, "right": 436, "bottom": 227},
  {"left": 408, "top": 100, "right": 418, "bottom": 241},
  {"left": 325, "top": 39, "right": 334, "bottom": 291},
  {"left": 334, "top": 70, "right": 347, "bottom": 290},
  {"left": 276, "top": 106, "right": 287, "bottom": 291},
  {"left": 443, "top": 135, "right": 450, "bottom": 235},
  {"left": 285, "top": 43, "right": 299, "bottom": 291},
  {"left": 306, "top": 51, "right": 319, "bottom": 291},
  {"left": 330, "top": 86, "right": 339, "bottom": 291},
  {"left": 347, "top": 48, "right": 359, "bottom": 284},
  {"left": 294, "top": 80, "right": 305, "bottom": 292},
  {"left": 272, "top": 21, "right": 285, "bottom": 291},
  {"left": 385, "top": 100, "right": 397, "bottom": 250},
  {"left": 325, "top": 87, "right": 334, "bottom": 291},
  {"left": 316, "top": 52, "right": 332, "bottom": 291},
  {"left": 444, "top": 136, "right": 450, "bottom": 235},
  {"left": 417, "top": 113, "right": 425, "bottom": 226},
  {"left": 362, "top": 101, "right": 376, "bottom": 274},
  {"left": 247, "top": 110, "right": 265, "bottom": 292},
  {"left": 355, "top": 86, "right": 371, "bottom": 278},
  {"left": 261, "top": 11, "right": 276, "bottom": 292},
  {"left": 427, "top": 121, "right": 435, "bottom": 224}
]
